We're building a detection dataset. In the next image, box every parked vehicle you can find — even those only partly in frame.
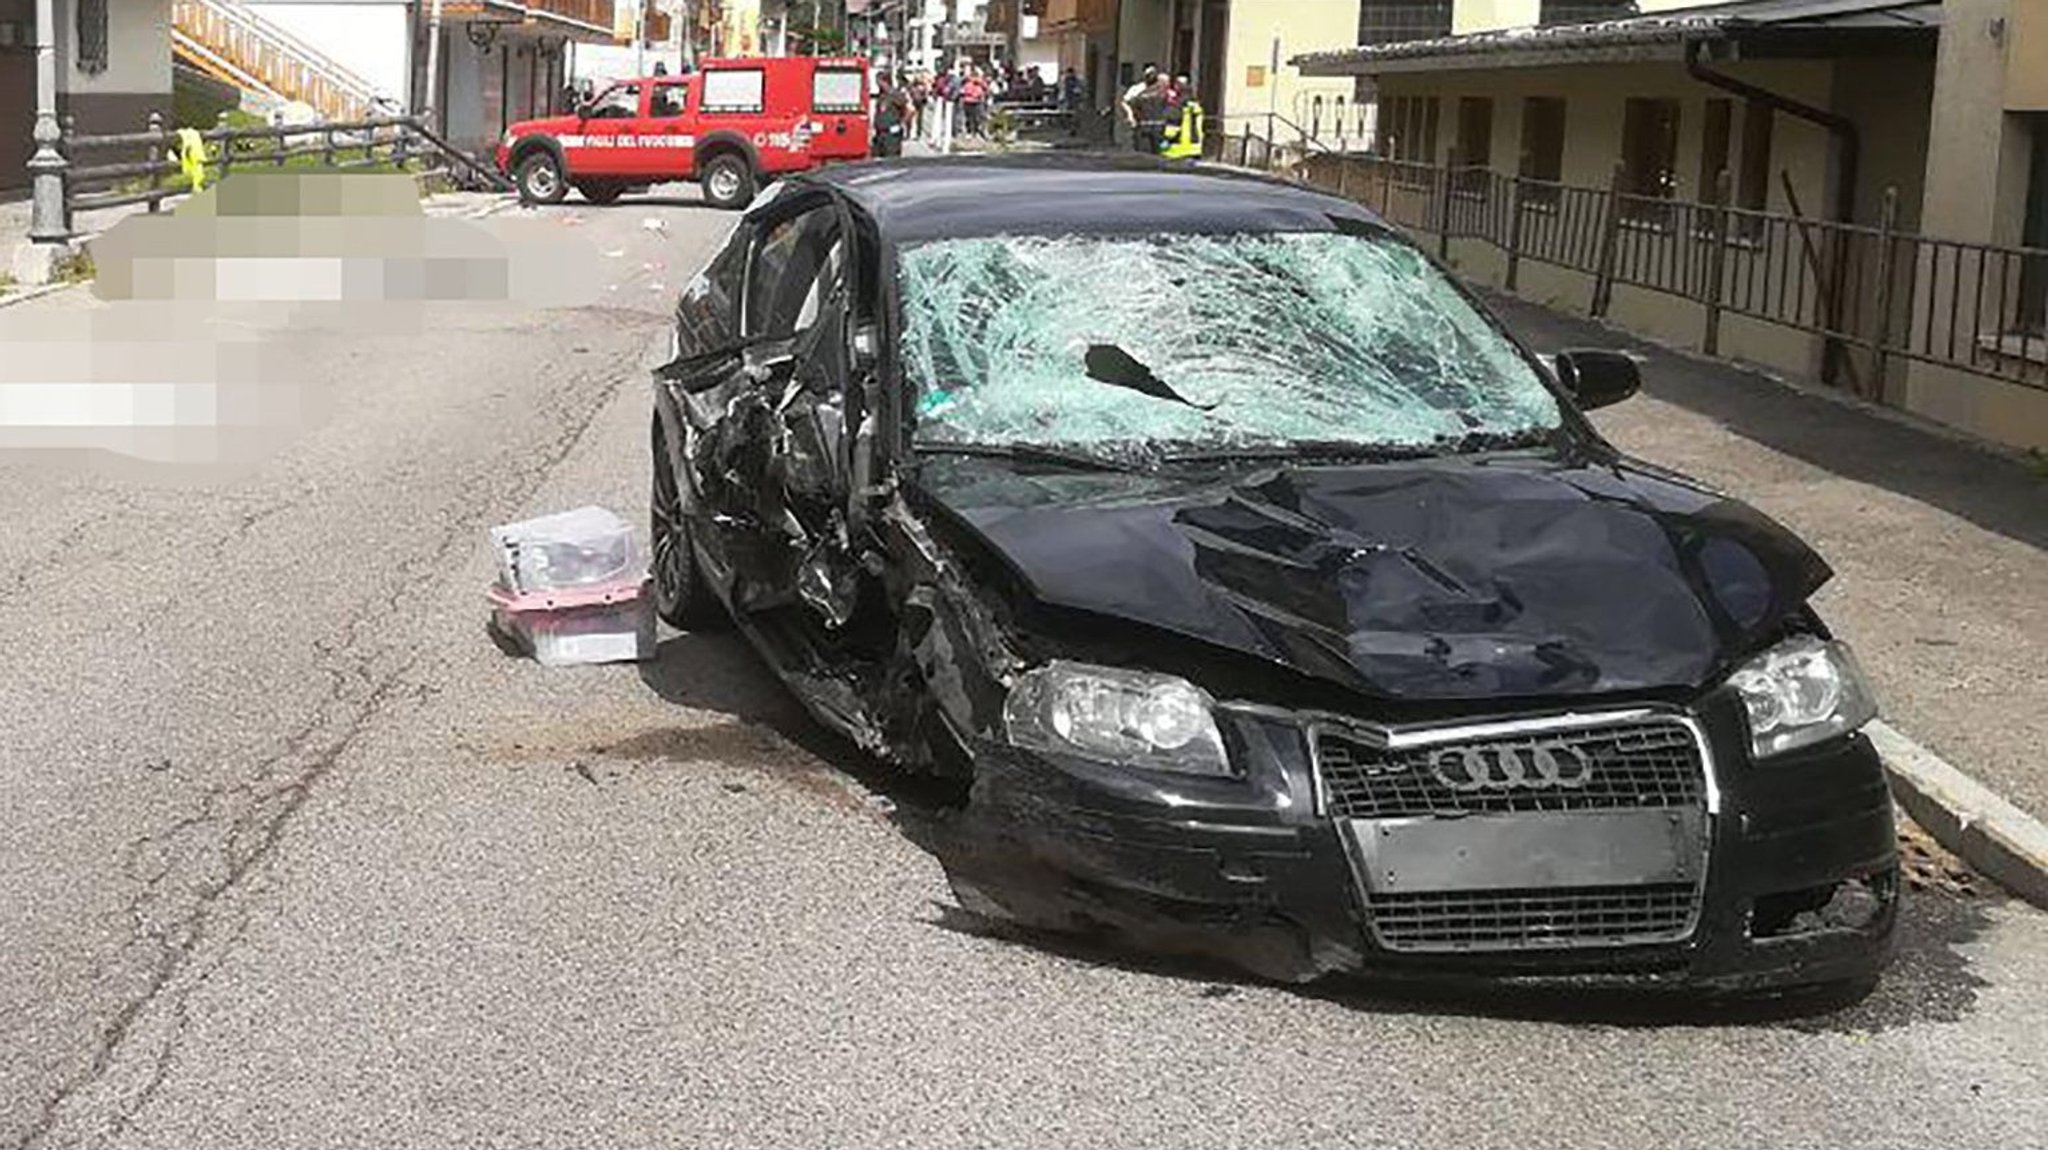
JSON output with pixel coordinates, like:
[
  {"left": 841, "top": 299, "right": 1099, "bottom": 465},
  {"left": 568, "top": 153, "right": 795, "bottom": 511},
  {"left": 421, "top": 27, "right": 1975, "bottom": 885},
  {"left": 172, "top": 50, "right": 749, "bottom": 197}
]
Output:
[
  {"left": 649, "top": 155, "right": 1898, "bottom": 994},
  {"left": 497, "top": 56, "right": 871, "bottom": 210}
]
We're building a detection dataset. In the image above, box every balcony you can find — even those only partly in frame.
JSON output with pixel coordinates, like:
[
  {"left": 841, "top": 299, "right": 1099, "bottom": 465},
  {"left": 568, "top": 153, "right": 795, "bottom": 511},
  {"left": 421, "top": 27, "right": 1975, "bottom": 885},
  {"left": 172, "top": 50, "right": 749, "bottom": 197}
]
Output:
[
  {"left": 525, "top": 0, "right": 619, "bottom": 36},
  {"left": 1041, "top": 0, "right": 1114, "bottom": 35},
  {"left": 439, "top": 1, "right": 619, "bottom": 38}
]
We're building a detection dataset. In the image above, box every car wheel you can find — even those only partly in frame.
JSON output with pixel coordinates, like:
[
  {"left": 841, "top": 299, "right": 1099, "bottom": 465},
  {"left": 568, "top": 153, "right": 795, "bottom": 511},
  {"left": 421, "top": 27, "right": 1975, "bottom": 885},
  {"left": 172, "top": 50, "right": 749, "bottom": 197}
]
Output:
[
  {"left": 578, "top": 180, "right": 625, "bottom": 205},
  {"left": 515, "top": 151, "right": 568, "bottom": 205},
  {"left": 699, "top": 154, "right": 755, "bottom": 211},
  {"left": 651, "top": 415, "right": 723, "bottom": 630}
]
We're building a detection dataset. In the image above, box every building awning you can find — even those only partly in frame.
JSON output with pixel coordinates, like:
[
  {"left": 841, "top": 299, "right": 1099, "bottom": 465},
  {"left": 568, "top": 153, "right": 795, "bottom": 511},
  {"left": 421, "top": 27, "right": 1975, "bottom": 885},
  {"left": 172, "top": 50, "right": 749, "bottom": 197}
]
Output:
[{"left": 1295, "top": 0, "right": 1940, "bottom": 76}]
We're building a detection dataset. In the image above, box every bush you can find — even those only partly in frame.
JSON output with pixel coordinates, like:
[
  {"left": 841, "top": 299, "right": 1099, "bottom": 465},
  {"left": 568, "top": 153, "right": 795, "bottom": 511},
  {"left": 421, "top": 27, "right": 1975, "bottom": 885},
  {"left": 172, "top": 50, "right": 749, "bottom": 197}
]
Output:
[{"left": 172, "top": 66, "right": 241, "bottom": 129}]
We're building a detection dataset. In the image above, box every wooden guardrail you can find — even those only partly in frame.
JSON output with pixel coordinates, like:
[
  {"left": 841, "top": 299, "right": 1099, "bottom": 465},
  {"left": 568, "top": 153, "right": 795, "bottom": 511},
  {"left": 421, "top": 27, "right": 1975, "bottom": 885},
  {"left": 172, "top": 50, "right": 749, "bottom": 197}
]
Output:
[{"left": 58, "top": 111, "right": 512, "bottom": 220}]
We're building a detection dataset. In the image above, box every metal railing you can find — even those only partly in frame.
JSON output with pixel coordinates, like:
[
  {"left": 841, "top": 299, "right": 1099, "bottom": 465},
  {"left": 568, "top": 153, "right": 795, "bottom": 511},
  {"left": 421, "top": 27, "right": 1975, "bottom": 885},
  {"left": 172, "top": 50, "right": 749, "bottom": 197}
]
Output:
[
  {"left": 1216, "top": 121, "right": 2048, "bottom": 398},
  {"left": 171, "top": 0, "right": 382, "bottom": 122},
  {"left": 53, "top": 110, "right": 510, "bottom": 226}
]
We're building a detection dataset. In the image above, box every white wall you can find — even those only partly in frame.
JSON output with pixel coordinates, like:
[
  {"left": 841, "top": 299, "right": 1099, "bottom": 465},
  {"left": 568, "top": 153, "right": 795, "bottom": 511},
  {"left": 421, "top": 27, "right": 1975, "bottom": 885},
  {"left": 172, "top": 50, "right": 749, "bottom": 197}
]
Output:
[
  {"left": 56, "top": 0, "right": 171, "bottom": 95},
  {"left": 241, "top": 1, "right": 411, "bottom": 102}
]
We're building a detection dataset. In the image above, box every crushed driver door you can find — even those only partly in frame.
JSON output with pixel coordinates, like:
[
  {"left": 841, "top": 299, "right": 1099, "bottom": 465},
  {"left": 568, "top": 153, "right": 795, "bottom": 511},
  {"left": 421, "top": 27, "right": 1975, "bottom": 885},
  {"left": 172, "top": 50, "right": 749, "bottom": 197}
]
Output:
[{"left": 679, "top": 193, "right": 860, "bottom": 621}]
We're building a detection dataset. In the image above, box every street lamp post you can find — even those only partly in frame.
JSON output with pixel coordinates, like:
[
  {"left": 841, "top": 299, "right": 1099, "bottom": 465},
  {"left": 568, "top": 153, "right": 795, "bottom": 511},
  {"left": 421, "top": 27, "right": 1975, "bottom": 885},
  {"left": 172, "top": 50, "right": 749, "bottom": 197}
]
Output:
[
  {"left": 26, "top": 0, "right": 69, "bottom": 244},
  {"left": 422, "top": 0, "right": 446, "bottom": 131}
]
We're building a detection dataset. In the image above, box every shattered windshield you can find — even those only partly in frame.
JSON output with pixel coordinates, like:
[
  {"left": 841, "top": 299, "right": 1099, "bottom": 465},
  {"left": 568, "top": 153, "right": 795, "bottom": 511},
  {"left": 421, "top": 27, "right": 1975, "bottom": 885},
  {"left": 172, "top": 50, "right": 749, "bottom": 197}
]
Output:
[{"left": 898, "top": 231, "right": 1564, "bottom": 458}]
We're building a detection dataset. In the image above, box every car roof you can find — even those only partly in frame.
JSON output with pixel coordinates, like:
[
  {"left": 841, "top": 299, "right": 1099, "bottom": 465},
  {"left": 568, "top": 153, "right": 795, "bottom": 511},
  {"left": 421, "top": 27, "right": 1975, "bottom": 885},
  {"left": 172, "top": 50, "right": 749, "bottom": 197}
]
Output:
[{"left": 787, "top": 153, "right": 1390, "bottom": 244}]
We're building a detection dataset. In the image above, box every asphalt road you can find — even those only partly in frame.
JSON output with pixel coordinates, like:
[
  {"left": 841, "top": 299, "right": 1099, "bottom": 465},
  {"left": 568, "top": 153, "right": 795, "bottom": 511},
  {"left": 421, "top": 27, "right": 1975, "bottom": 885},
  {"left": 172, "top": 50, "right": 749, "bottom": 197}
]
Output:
[{"left": 2, "top": 190, "right": 2044, "bottom": 1150}]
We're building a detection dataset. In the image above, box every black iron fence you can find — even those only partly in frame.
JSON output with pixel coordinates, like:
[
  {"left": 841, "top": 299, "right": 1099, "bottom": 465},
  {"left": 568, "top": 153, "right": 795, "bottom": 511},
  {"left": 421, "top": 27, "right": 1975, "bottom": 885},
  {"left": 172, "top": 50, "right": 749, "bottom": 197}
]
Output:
[
  {"left": 55, "top": 110, "right": 510, "bottom": 226},
  {"left": 1213, "top": 121, "right": 2048, "bottom": 400}
]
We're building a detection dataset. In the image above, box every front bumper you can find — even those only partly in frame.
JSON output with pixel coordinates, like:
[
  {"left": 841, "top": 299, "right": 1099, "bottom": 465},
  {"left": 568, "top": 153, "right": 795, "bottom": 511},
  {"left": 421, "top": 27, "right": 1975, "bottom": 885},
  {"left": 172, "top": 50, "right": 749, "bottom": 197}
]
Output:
[{"left": 944, "top": 692, "right": 1898, "bottom": 992}]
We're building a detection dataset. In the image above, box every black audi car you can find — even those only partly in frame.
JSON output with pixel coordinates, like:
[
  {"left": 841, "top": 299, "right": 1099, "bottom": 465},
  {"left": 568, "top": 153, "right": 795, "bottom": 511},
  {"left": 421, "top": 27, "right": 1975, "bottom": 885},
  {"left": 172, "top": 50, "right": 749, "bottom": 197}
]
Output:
[{"left": 649, "top": 155, "right": 1897, "bottom": 994}]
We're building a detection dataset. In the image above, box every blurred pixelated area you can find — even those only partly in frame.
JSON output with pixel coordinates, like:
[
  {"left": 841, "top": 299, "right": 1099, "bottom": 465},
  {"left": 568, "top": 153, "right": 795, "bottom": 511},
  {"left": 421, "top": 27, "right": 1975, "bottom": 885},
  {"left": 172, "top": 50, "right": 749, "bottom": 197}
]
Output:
[{"left": 0, "top": 171, "right": 600, "bottom": 467}]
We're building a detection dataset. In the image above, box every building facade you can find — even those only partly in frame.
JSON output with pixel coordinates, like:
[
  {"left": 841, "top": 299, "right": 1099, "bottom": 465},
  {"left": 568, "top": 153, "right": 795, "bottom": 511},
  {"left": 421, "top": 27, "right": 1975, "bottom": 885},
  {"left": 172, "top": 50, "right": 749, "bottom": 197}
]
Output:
[
  {"left": 1301, "top": 0, "right": 2048, "bottom": 451},
  {"left": 2, "top": 0, "right": 174, "bottom": 194}
]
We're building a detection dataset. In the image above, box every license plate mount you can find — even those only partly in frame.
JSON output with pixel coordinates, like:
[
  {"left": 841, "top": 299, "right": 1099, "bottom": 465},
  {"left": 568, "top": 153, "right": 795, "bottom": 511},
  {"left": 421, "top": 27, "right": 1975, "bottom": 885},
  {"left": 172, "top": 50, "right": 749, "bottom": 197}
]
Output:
[{"left": 1344, "top": 809, "right": 1706, "bottom": 893}]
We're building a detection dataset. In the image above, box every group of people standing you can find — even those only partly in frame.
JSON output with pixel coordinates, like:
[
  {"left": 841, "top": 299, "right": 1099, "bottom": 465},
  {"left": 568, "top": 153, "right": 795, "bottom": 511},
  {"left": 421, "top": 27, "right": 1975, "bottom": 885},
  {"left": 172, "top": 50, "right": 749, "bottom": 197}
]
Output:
[
  {"left": 872, "top": 63, "right": 1011, "bottom": 156},
  {"left": 1118, "top": 64, "right": 1201, "bottom": 158},
  {"left": 870, "top": 60, "right": 1199, "bottom": 161}
]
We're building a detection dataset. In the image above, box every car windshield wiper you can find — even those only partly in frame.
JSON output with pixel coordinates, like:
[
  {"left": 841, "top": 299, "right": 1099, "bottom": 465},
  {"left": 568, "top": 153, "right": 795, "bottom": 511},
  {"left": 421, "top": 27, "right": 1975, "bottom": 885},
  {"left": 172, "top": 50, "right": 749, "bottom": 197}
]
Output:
[
  {"left": 914, "top": 441, "right": 1147, "bottom": 474},
  {"left": 1162, "top": 439, "right": 1432, "bottom": 464},
  {"left": 1163, "top": 431, "right": 1554, "bottom": 464}
]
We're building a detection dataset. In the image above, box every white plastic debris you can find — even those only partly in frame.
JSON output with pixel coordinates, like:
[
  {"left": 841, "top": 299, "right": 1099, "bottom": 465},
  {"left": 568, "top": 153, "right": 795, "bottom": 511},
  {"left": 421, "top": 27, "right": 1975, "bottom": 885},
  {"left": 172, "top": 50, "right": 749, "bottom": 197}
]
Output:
[
  {"left": 489, "top": 578, "right": 655, "bottom": 666},
  {"left": 486, "top": 507, "right": 653, "bottom": 665},
  {"left": 641, "top": 217, "right": 669, "bottom": 235},
  {"left": 491, "top": 505, "right": 638, "bottom": 595}
]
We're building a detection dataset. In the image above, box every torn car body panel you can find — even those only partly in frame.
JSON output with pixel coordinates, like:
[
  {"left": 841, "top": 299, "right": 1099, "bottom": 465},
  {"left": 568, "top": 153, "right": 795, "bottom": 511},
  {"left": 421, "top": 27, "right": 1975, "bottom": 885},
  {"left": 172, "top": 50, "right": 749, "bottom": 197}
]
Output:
[{"left": 649, "top": 156, "right": 1898, "bottom": 994}]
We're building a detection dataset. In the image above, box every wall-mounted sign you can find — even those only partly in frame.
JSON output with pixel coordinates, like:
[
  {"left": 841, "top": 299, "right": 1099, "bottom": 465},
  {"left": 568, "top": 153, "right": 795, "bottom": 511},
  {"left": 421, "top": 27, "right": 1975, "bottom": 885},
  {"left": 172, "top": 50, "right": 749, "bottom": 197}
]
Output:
[{"left": 1245, "top": 65, "right": 1266, "bottom": 88}]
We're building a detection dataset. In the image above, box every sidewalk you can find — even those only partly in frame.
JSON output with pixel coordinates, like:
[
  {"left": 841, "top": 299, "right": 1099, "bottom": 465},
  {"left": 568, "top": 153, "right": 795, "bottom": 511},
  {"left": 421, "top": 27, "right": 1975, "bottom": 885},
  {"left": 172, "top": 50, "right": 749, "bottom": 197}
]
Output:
[{"left": 1487, "top": 289, "right": 2048, "bottom": 835}]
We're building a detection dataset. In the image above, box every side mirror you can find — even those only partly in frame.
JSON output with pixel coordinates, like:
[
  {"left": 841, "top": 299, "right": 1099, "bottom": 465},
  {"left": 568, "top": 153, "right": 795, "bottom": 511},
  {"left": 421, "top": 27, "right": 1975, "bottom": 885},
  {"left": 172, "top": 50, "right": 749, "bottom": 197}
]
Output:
[{"left": 1552, "top": 349, "right": 1640, "bottom": 411}]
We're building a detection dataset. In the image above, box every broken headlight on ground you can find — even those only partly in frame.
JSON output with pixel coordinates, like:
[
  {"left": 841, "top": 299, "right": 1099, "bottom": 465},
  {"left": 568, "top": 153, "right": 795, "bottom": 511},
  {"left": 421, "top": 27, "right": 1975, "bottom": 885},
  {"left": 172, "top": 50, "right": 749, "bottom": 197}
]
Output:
[
  {"left": 1728, "top": 635, "right": 1878, "bottom": 759},
  {"left": 1003, "top": 661, "right": 1232, "bottom": 775}
]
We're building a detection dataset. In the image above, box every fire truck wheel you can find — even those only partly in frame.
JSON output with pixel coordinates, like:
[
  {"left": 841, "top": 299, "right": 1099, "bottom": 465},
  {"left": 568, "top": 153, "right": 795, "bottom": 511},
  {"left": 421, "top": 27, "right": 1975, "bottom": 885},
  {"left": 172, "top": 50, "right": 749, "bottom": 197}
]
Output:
[
  {"left": 700, "top": 153, "right": 755, "bottom": 211},
  {"left": 577, "top": 181, "right": 626, "bottom": 205},
  {"left": 515, "top": 151, "right": 568, "bottom": 205}
]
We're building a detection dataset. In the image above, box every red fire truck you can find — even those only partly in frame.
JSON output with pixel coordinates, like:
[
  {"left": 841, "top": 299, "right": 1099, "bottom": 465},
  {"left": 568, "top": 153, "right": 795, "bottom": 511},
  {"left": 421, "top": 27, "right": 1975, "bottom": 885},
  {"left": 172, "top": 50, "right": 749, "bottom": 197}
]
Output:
[{"left": 497, "top": 56, "right": 872, "bottom": 210}]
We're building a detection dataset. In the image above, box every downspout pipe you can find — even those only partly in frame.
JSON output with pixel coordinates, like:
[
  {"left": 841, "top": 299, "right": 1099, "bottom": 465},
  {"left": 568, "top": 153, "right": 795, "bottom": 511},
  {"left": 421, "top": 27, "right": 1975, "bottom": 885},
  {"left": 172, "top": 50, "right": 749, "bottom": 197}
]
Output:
[{"left": 1684, "top": 37, "right": 1857, "bottom": 383}]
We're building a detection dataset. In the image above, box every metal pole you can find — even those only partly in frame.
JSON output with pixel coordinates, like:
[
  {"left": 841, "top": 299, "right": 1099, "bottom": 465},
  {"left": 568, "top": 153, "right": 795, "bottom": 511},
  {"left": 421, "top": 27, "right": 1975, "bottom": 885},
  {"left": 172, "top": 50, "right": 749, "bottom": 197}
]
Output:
[
  {"left": 635, "top": 1, "right": 646, "bottom": 77},
  {"left": 423, "top": 0, "right": 445, "bottom": 130},
  {"left": 1871, "top": 186, "right": 1902, "bottom": 400},
  {"left": 27, "top": 0, "right": 68, "bottom": 243},
  {"left": 1592, "top": 161, "right": 1627, "bottom": 318},
  {"left": 1702, "top": 167, "right": 1733, "bottom": 357},
  {"left": 1505, "top": 162, "right": 1527, "bottom": 293}
]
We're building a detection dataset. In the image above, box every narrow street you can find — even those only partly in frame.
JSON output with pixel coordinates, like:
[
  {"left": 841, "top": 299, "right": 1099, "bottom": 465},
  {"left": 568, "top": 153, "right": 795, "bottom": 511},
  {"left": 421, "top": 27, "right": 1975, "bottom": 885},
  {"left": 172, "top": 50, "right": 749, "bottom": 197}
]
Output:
[{"left": 2, "top": 192, "right": 2044, "bottom": 1150}]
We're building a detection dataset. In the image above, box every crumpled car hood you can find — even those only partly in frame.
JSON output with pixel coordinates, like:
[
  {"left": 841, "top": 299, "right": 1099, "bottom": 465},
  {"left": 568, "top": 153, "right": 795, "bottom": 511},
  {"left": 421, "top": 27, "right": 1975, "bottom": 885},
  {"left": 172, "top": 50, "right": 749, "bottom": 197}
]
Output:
[{"left": 917, "top": 454, "right": 1832, "bottom": 701}]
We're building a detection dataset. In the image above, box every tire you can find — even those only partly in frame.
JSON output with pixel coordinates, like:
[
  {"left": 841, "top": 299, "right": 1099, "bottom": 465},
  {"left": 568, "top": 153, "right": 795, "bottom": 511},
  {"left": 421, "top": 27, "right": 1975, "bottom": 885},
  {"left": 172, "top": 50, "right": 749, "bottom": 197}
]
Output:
[
  {"left": 651, "top": 415, "right": 724, "bottom": 630},
  {"left": 578, "top": 180, "right": 625, "bottom": 205},
  {"left": 699, "top": 152, "right": 756, "bottom": 211},
  {"left": 515, "top": 150, "right": 568, "bottom": 205}
]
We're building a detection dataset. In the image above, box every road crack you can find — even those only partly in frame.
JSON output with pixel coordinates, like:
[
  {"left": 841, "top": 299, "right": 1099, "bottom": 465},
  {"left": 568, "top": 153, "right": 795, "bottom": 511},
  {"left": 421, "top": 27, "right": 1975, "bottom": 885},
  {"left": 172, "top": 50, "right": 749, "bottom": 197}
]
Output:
[{"left": 11, "top": 333, "right": 651, "bottom": 1150}]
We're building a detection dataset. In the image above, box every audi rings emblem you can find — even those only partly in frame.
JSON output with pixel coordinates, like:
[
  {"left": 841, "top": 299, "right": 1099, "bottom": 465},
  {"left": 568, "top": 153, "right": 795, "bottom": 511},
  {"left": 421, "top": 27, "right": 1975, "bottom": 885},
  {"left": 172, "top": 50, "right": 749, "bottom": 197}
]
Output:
[{"left": 1428, "top": 741, "right": 1594, "bottom": 791}]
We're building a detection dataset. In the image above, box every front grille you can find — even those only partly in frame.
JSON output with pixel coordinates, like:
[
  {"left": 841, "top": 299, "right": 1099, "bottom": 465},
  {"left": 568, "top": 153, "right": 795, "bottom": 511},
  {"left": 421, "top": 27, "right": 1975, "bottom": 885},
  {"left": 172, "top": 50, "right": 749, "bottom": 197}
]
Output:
[
  {"left": 1317, "top": 718, "right": 1705, "bottom": 819},
  {"left": 1369, "top": 882, "right": 1698, "bottom": 952}
]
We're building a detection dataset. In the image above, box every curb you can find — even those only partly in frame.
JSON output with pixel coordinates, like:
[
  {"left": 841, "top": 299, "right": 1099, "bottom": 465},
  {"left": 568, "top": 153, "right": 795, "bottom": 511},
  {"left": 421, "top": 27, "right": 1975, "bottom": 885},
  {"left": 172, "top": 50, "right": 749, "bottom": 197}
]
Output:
[
  {"left": 0, "top": 280, "right": 84, "bottom": 310},
  {"left": 1870, "top": 718, "right": 2048, "bottom": 909}
]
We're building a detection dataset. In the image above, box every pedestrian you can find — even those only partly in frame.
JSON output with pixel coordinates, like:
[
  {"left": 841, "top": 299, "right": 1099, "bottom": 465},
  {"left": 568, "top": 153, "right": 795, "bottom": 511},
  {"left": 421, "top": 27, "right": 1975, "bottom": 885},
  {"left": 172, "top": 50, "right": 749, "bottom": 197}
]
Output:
[
  {"left": 1161, "top": 81, "right": 1205, "bottom": 161},
  {"left": 1060, "top": 67, "right": 1084, "bottom": 112},
  {"left": 873, "top": 75, "right": 909, "bottom": 157},
  {"left": 908, "top": 71, "right": 929, "bottom": 140},
  {"left": 961, "top": 69, "right": 988, "bottom": 137},
  {"left": 652, "top": 60, "right": 668, "bottom": 77},
  {"left": 1119, "top": 64, "right": 1164, "bottom": 154},
  {"left": 1126, "top": 69, "right": 1170, "bottom": 155}
]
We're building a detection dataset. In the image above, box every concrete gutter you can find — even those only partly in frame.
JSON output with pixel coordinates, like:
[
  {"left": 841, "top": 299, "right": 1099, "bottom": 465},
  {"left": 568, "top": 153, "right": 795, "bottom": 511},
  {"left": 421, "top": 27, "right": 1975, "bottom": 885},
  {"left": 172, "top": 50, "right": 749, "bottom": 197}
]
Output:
[{"left": 1871, "top": 719, "right": 2048, "bottom": 909}]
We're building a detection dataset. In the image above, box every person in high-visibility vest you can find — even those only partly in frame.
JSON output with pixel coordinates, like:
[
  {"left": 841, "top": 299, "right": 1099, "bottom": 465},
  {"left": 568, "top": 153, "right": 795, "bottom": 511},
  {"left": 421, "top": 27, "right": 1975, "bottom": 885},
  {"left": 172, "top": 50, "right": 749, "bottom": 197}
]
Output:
[
  {"left": 1160, "top": 93, "right": 1204, "bottom": 160},
  {"left": 172, "top": 128, "right": 209, "bottom": 192}
]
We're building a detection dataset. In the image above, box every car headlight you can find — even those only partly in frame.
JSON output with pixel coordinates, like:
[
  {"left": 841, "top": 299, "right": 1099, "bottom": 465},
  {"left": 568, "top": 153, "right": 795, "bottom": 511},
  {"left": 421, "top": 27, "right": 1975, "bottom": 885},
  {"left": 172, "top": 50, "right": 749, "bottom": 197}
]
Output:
[
  {"left": 1727, "top": 635, "right": 1878, "bottom": 760},
  {"left": 1003, "top": 660, "right": 1231, "bottom": 775}
]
